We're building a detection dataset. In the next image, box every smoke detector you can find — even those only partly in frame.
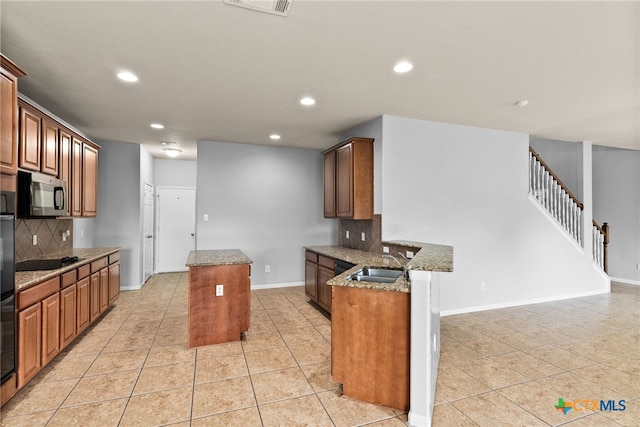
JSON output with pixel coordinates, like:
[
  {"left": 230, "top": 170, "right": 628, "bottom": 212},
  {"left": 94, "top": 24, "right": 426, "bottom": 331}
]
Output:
[{"left": 224, "top": 0, "right": 291, "bottom": 17}]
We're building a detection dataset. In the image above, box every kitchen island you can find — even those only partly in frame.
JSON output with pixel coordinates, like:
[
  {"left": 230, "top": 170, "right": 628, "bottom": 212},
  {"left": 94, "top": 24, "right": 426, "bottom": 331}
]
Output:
[
  {"left": 185, "top": 249, "right": 253, "bottom": 348},
  {"left": 310, "top": 241, "right": 453, "bottom": 425}
]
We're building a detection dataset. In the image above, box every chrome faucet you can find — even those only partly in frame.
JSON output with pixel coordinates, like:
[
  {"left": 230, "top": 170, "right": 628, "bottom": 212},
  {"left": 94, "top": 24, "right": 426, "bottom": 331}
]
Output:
[{"left": 382, "top": 254, "right": 403, "bottom": 268}]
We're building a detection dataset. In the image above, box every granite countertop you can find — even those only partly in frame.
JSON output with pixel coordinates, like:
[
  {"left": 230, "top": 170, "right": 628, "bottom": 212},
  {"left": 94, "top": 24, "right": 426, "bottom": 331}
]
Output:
[
  {"left": 185, "top": 249, "right": 253, "bottom": 267},
  {"left": 306, "top": 241, "right": 453, "bottom": 294},
  {"left": 15, "top": 247, "right": 120, "bottom": 291}
]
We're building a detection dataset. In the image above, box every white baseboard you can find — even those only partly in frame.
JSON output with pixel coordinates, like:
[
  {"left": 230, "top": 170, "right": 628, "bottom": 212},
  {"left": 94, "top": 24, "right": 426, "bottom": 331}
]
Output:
[
  {"left": 441, "top": 288, "right": 610, "bottom": 317},
  {"left": 251, "top": 281, "right": 304, "bottom": 290},
  {"left": 610, "top": 277, "right": 640, "bottom": 286},
  {"left": 121, "top": 284, "right": 142, "bottom": 291}
]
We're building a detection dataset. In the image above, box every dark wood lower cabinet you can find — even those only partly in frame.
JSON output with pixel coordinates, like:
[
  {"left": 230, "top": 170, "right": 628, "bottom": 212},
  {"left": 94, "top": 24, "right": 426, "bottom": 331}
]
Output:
[
  {"left": 60, "top": 284, "right": 77, "bottom": 350},
  {"left": 17, "top": 304, "right": 41, "bottom": 388},
  {"left": 40, "top": 293, "right": 60, "bottom": 366},
  {"left": 304, "top": 250, "right": 335, "bottom": 314},
  {"left": 332, "top": 285, "right": 410, "bottom": 411},
  {"left": 76, "top": 276, "right": 90, "bottom": 333}
]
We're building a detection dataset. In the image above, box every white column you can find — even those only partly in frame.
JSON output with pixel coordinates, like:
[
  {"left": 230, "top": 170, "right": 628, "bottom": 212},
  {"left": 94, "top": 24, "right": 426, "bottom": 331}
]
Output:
[
  {"left": 580, "top": 141, "right": 593, "bottom": 258},
  {"left": 408, "top": 270, "right": 440, "bottom": 427}
]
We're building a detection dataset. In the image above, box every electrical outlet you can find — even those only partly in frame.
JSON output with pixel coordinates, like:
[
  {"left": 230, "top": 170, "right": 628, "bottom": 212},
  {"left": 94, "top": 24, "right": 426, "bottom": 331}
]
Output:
[
  {"left": 265, "top": 265, "right": 270, "bottom": 273},
  {"left": 80, "top": 229, "right": 84, "bottom": 237},
  {"left": 480, "top": 282, "right": 487, "bottom": 291},
  {"left": 383, "top": 246, "right": 389, "bottom": 253},
  {"left": 32, "top": 235, "right": 37, "bottom": 245},
  {"left": 345, "top": 230, "right": 350, "bottom": 239},
  {"left": 204, "top": 214, "right": 209, "bottom": 221},
  {"left": 62, "top": 233, "right": 66, "bottom": 242},
  {"left": 216, "top": 284, "right": 224, "bottom": 296},
  {"left": 361, "top": 232, "right": 366, "bottom": 241},
  {"left": 406, "top": 251, "right": 414, "bottom": 259}
]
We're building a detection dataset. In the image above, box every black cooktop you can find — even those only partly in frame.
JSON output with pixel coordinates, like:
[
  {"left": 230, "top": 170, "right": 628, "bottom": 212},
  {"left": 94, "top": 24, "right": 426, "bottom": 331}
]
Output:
[{"left": 16, "top": 256, "right": 83, "bottom": 272}]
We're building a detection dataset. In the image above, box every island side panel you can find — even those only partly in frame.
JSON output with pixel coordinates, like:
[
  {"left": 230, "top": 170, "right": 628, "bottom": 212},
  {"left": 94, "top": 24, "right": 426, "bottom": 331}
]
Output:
[
  {"left": 188, "top": 263, "right": 250, "bottom": 348},
  {"left": 331, "top": 285, "right": 410, "bottom": 411}
]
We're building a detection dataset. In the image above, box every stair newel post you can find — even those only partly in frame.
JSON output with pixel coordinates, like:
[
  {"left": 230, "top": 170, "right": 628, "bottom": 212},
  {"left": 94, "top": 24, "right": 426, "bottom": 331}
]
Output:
[{"left": 602, "top": 222, "right": 609, "bottom": 274}]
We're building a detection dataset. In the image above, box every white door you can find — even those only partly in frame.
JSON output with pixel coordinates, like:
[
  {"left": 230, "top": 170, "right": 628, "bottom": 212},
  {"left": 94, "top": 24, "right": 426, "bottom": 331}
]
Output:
[
  {"left": 143, "top": 183, "right": 154, "bottom": 282},
  {"left": 156, "top": 187, "right": 196, "bottom": 273}
]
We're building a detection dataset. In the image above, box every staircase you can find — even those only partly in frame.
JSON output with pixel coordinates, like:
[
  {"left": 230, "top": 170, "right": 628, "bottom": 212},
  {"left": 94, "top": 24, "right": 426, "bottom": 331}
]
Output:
[{"left": 529, "top": 147, "right": 609, "bottom": 273}]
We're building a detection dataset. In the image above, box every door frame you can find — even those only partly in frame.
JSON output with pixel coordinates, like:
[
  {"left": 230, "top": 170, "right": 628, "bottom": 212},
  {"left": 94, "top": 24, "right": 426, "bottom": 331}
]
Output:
[
  {"left": 154, "top": 186, "right": 197, "bottom": 273},
  {"left": 142, "top": 182, "right": 154, "bottom": 282}
]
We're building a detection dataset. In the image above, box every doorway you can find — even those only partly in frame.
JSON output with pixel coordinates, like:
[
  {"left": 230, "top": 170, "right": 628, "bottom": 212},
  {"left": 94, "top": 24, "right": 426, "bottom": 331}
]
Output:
[
  {"left": 156, "top": 187, "right": 196, "bottom": 273},
  {"left": 143, "top": 182, "right": 154, "bottom": 283}
]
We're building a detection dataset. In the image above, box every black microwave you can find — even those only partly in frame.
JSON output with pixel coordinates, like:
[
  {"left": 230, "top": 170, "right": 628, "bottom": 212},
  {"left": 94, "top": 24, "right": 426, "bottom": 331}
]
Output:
[{"left": 17, "top": 170, "right": 68, "bottom": 217}]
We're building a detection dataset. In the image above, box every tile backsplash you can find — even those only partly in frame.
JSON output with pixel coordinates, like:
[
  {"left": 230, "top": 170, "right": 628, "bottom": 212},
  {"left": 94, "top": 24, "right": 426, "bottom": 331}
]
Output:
[
  {"left": 338, "top": 214, "right": 382, "bottom": 253},
  {"left": 15, "top": 218, "right": 73, "bottom": 262}
]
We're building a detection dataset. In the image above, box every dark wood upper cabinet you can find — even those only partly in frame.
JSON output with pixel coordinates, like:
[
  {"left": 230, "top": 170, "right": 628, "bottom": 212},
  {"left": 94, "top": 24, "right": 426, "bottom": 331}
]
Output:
[
  {"left": 1, "top": 55, "right": 25, "bottom": 176},
  {"left": 323, "top": 137, "right": 374, "bottom": 220},
  {"left": 41, "top": 118, "right": 59, "bottom": 176},
  {"left": 18, "top": 102, "right": 41, "bottom": 172}
]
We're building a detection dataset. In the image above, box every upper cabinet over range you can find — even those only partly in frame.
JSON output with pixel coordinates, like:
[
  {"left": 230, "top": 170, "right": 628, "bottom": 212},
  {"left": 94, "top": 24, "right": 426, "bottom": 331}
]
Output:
[{"left": 322, "top": 137, "right": 374, "bottom": 220}]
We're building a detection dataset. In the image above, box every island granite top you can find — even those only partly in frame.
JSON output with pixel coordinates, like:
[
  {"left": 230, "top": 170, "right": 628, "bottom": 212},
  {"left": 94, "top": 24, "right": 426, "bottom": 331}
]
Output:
[
  {"left": 305, "top": 240, "right": 453, "bottom": 293},
  {"left": 186, "top": 249, "right": 253, "bottom": 267},
  {"left": 15, "top": 247, "right": 120, "bottom": 291}
]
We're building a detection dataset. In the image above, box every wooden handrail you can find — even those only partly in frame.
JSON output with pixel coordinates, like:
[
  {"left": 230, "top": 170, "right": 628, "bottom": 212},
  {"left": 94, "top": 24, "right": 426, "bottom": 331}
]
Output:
[{"left": 529, "top": 147, "right": 584, "bottom": 210}]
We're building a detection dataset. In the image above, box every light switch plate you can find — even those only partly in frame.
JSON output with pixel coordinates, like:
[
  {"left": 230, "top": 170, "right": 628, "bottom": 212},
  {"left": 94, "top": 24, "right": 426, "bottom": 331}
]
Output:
[{"left": 216, "top": 284, "right": 224, "bottom": 296}]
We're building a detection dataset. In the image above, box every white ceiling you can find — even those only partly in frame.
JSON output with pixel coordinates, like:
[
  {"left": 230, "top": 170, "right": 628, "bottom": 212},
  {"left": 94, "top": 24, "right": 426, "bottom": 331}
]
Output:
[{"left": 1, "top": 1, "right": 638, "bottom": 160}]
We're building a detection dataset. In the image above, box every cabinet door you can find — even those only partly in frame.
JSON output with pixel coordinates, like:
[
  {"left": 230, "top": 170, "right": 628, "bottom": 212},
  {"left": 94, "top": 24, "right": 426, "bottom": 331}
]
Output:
[
  {"left": 304, "top": 260, "right": 318, "bottom": 300},
  {"left": 317, "top": 266, "right": 334, "bottom": 313},
  {"left": 323, "top": 150, "right": 336, "bottom": 218},
  {"left": 99, "top": 267, "right": 109, "bottom": 313},
  {"left": 70, "top": 136, "right": 83, "bottom": 216},
  {"left": 109, "top": 261, "right": 120, "bottom": 304},
  {"left": 76, "top": 276, "right": 90, "bottom": 333},
  {"left": 59, "top": 130, "right": 71, "bottom": 214},
  {"left": 89, "top": 272, "right": 100, "bottom": 322},
  {"left": 82, "top": 143, "right": 98, "bottom": 217},
  {"left": 18, "top": 104, "right": 41, "bottom": 172},
  {"left": 0, "top": 68, "right": 18, "bottom": 175},
  {"left": 41, "top": 293, "right": 60, "bottom": 366},
  {"left": 60, "top": 284, "right": 77, "bottom": 349},
  {"left": 41, "top": 119, "right": 59, "bottom": 176},
  {"left": 17, "top": 303, "right": 41, "bottom": 388},
  {"left": 335, "top": 143, "right": 353, "bottom": 218}
]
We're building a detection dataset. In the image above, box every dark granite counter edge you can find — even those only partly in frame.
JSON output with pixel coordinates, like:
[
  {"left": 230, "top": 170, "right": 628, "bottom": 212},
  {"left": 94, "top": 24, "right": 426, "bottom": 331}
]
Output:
[
  {"left": 305, "top": 242, "right": 453, "bottom": 294},
  {"left": 185, "top": 249, "right": 253, "bottom": 267},
  {"left": 16, "top": 247, "right": 121, "bottom": 291}
]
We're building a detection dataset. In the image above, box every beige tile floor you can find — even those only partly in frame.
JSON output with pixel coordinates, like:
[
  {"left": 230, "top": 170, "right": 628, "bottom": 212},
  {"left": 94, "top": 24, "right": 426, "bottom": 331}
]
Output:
[{"left": 1, "top": 275, "right": 638, "bottom": 426}]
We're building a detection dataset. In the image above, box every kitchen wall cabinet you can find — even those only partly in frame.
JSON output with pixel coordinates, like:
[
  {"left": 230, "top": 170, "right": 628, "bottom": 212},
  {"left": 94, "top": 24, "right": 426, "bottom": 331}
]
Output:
[
  {"left": 70, "top": 136, "right": 83, "bottom": 216},
  {"left": 304, "top": 250, "right": 335, "bottom": 314},
  {"left": 59, "top": 130, "right": 71, "bottom": 212},
  {"left": 18, "top": 101, "right": 41, "bottom": 172},
  {"left": 0, "top": 55, "right": 25, "bottom": 177},
  {"left": 322, "top": 137, "right": 373, "bottom": 219},
  {"left": 41, "top": 118, "right": 59, "bottom": 176},
  {"left": 81, "top": 142, "right": 98, "bottom": 217}
]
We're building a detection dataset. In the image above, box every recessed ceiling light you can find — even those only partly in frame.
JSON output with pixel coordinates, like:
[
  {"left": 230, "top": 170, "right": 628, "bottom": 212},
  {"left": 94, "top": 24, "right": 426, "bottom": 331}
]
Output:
[
  {"left": 393, "top": 61, "right": 413, "bottom": 73},
  {"left": 117, "top": 71, "right": 138, "bottom": 82},
  {"left": 150, "top": 123, "right": 164, "bottom": 129},
  {"left": 515, "top": 100, "right": 529, "bottom": 107},
  {"left": 270, "top": 134, "right": 281, "bottom": 140},
  {"left": 300, "top": 97, "right": 316, "bottom": 106}
]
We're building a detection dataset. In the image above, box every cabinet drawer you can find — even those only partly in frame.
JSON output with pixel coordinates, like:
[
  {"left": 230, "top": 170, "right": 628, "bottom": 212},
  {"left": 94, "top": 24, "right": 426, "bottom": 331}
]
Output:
[
  {"left": 61, "top": 270, "right": 77, "bottom": 288},
  {"left": 108, "top": 252, "right": 120, "bottom": 264},
  {"left": 18, "top": 277, "right": 60, "bottom": 310},
  {"left": 305, "top": 251, "right": 318, "bottom": 263},
  {"left": 77, "top": 264, "right": 91, "bottom": 279},
  {"left": 91, "top": 257, "right": 108, "bottom": 273},
  {"left": 318, "top": 255, "right": 334, "bottom": 270}
]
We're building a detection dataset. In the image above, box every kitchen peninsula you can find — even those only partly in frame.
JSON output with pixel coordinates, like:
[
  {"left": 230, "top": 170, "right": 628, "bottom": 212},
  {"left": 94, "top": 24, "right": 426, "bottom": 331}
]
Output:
[
  {"left": 185, "top": 249, "right": 253, "bottom": 348},
  {"left": 307, "top": 241, "right": 453, "bottom": 423}
]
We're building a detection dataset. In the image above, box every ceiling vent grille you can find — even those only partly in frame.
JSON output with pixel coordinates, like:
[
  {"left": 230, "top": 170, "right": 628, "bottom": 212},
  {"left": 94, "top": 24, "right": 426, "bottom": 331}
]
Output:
[{"left": 224, "top": 0, "right": 291, "bottom": 17}]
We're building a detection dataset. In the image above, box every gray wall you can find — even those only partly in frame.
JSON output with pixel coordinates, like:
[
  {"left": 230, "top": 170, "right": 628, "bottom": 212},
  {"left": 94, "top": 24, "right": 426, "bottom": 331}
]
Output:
[
  {"left": 91, "top": 141, "right": 146, "bottom": 290},
  {"left": 380, "top": 115, "right": 608, "bottom": 314},
  {"left": 592, "top": 146, "right": 640, "bottom": 283},
  {"left": 196, "top": 140, "right": 337, "bottom": 287},
  {"left": 154, "top": 159, "right": 197, "bottom": 187}
]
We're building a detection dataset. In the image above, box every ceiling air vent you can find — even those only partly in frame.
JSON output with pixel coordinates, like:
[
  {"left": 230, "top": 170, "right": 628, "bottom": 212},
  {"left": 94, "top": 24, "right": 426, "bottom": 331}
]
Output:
[{"left": 224, "top": 0, "right": 291, "bottom": 17}]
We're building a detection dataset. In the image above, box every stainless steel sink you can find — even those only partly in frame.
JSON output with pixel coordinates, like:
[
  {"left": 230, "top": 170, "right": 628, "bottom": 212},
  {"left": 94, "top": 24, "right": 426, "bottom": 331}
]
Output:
[{"left": 347, "top": 267, "right": 403, "bottom": 283}]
